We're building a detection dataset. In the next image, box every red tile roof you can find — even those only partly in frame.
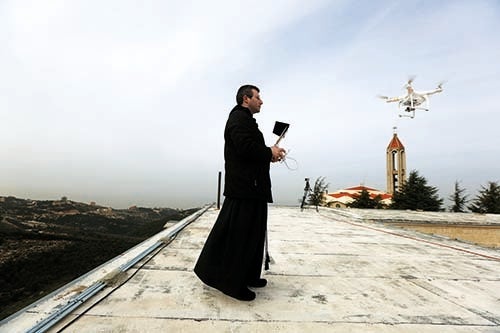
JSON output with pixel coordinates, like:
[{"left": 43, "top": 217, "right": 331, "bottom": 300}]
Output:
[
  {"left": 387, "top": 133, "right": 404, "bottom": 150},
  {"left": 329, "top": 192, "right": 351, "bottom": 199},
  {"left": 327, "top": 185, "right": 393, "bottom": 202},
  {"left": 345, "top": 185, "right": 378, "bottom": 192}
]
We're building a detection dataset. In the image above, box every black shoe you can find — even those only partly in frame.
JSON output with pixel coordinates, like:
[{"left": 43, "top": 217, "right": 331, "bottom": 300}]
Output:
[
  {"left": 248, "top": 278, "right": 267, "bottom": 288},
  {"left": 224, "top": 287, "right": 256, "bottom": 301}
]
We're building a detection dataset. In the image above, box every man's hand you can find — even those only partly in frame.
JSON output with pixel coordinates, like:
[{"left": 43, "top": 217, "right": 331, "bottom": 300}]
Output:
[{"left": 271, "top": 145, "right": 286, "bottom": 163}]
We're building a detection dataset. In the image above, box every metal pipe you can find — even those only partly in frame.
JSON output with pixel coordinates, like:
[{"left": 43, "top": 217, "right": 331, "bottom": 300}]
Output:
[
  {"left": 19, "top": 204, "right": 213, "bottom": 333},
  {"left": 26, "top": 282, "right": 106, "bottom": 333},
  {"left": 119, "top": 241, "right": 164, "bottom": 271}
]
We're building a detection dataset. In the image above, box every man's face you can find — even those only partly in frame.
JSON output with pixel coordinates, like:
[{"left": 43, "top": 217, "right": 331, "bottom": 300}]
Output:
[{"left": 244, "top": 89, "right": 263, "bottom": 114}]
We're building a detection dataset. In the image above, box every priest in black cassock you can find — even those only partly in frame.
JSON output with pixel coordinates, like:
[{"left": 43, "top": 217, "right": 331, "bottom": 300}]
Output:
[{"left": 194, "top": 85, "right": 285, "bottom": 301}]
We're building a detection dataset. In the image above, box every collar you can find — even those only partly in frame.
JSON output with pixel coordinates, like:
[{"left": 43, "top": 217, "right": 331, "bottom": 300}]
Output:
[{"left": 231, "top": 105, "right": 253, "bottom": 117}]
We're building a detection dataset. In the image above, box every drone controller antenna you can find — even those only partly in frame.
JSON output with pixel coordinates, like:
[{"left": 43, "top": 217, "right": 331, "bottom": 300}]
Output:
[{"left": 275, "top": 129, "right": 287, "bottom": 146}]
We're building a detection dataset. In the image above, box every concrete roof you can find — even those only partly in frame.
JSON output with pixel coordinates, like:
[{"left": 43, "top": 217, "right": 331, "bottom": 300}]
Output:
[{"left": 2, "top": 206, "right": 500, "bottom": 332}]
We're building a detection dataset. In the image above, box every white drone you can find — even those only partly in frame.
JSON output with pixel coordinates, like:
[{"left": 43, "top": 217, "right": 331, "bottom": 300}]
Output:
[{"left": 378, "top": 77, "right": 444, "bottom": 118}]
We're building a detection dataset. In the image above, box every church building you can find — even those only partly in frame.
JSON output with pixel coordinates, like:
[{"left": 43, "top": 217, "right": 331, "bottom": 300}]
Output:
[{"left": 325, "top": 130, "right": 407, "bottom": 208}]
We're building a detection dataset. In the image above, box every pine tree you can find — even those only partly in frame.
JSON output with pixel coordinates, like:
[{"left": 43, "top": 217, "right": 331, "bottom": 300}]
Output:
[
  {"left": 307, "top": 177, "right": 328, "bottom": 212},
  {"left": 390, "top": 170, "right": 443, "bottom": 211},
  {"left": 468, "top": 181, "right": 500, "bottom": 214},
  {"left": 347, "top": 189, "right": 387, "bottom": 209},
  {"left": 348, "top": 189, "right": 375, "bottom": 208},
  {"left": 449, "top": 180, "right": 468, "bottom": 212}
]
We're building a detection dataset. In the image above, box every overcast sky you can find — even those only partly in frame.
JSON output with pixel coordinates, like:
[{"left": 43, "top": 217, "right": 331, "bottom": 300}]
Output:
[{"left": 1, "top": 0, "right": 499, "bottom": 209}]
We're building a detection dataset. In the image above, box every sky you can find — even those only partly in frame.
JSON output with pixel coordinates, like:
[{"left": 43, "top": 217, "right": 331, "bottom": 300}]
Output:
[{"left": 1, "top": 0, "right": 499, "bottom": 209}]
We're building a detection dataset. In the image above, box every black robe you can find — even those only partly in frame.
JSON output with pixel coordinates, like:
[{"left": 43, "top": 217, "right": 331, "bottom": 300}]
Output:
[
  {"left": 222, "top": 105, "right": 273, "bottom": 203},
  {"left": 194, "top": 105, "right": 272, "bottom": 297}
]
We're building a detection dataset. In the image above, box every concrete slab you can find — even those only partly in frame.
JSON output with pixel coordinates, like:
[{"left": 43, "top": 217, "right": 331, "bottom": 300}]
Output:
[{"left": 2, "top": 206, "right": 499, "bottom": 332}]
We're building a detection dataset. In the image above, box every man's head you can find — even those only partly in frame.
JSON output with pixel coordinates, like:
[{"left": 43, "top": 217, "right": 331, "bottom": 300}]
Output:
[{"left": 236, "top": 84, "right": 263, "bottom": 114}]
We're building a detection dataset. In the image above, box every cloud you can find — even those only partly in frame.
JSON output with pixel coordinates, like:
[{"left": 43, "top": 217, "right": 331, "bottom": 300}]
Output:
[{"left": 1, "top": 0, "right": 499, "bottom": 208}]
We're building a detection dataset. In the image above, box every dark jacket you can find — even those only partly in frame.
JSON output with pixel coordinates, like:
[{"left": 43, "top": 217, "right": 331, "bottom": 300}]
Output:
[{"left": 223, "top": 105, "right": 273, "bottom": 203}]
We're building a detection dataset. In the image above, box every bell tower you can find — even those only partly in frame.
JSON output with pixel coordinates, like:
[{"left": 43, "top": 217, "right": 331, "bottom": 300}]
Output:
[{"left": 386, "top": 128, "right": 406, "bottom": 194}]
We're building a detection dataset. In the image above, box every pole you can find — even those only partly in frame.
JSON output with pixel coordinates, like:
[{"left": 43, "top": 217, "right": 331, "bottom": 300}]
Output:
[
  {"left": 301, "top": 178, "right": 310, "bottom": 211},
  {"left": 217, "top": 171, "right": 222, "bottom": 210}
]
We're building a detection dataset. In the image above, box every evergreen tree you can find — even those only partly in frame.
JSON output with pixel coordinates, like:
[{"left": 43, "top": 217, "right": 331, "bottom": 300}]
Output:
[
  {"left": 307, "top": 177, "right": 328, "bottom": 212},
  {"left": 348, "top": 189, "right": 374, "bottom": 208},
  {"left": 390, "top": 170, "right": 443, "bottom": 211},
  {"left": 373, "top": 194, "right": 387, "bottom": 209},
  {"left": 449, "top": 180, "right": 468, "bottom": 212},
  {"left": 468, "top": 181, "right": 500, "bottom": 214},
  {"left": 348, "top": 189, "right": 387, "bottom": 209}
]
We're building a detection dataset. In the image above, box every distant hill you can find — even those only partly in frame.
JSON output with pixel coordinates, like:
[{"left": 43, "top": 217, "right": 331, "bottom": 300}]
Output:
[{"left": 0, "top": 195, "right": 199, "bottom": 320}]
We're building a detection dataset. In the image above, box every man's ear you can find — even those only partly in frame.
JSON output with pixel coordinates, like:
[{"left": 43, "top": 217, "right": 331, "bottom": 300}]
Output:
[{"left": 242, "top": 94, "right": 250, "bottom": 106}]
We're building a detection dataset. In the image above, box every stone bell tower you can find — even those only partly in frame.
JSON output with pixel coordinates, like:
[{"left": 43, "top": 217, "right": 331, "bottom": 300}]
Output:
[{"left": 386, "top": 128, "right": 406, "bottom": 194}]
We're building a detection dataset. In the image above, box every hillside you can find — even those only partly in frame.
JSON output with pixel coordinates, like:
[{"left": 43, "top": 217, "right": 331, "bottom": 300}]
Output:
[{"left": 0, "top": 196, "right": 199, "bottom": 320}]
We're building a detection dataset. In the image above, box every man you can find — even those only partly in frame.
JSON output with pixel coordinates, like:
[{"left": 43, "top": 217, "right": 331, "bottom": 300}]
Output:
[{"left": 194, "top": 84, "right": 285, "bottom": 301}]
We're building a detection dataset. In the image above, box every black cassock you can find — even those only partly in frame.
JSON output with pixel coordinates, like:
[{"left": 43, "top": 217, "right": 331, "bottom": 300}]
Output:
[
  {"left": 194, "top": 105, "right": 272, "bottom": 299},
  {"left": 194, "top": 198, "right": 267, "bottom": 297}
]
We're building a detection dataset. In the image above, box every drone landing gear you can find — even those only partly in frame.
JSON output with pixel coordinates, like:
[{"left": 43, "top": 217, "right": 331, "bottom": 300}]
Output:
[
  {"left": 399, "top": 106, "right": 429, "bottom": 119},
  {"left": 399, "top": 107, "right": 415, "bottom": 118}
]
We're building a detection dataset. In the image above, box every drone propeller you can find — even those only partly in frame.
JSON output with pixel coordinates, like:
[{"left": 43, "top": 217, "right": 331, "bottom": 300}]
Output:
[
  {"left": 437, "top": 80, "right": 447, "bottom": 89},
  {"left": 377, "top": 94, "right": 389, "bottom": 100},
  {"left": 407, "top": 75, "right": 416, "bottom": 85}
]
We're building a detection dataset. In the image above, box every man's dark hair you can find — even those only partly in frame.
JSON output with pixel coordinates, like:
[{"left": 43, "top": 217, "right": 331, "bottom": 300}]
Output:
[{"left": 236, "top": 85, "right": 260, "bottom": 105}]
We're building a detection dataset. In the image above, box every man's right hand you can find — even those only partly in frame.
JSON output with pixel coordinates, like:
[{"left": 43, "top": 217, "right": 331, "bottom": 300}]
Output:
[{"left": 271, "top": 145, "right": 286, "bottom": 163}]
